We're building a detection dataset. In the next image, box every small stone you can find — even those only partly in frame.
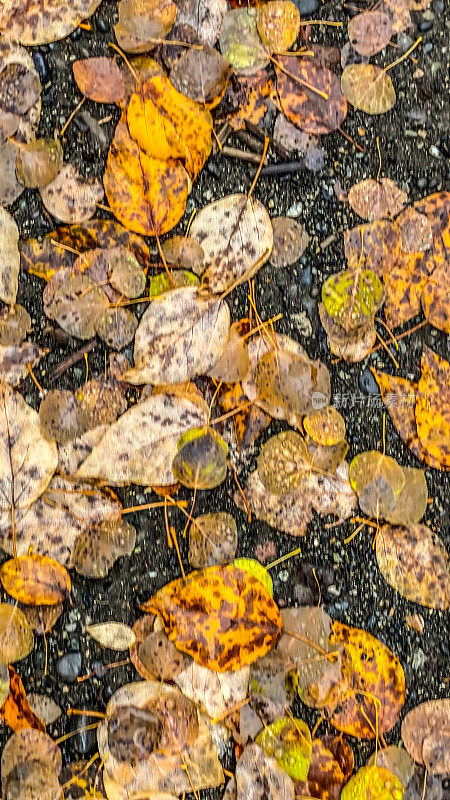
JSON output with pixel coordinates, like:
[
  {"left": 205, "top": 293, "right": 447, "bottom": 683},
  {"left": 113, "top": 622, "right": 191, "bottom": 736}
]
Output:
[
  {"left": 292, "top": 311, "right": 312, "bottom": 338},
  {"left": 418, "top": 19, "right": 433, "bottom": 32},
  {"left": 293, "top": 0, "right": 319, "bottom": 12},
  {"left": 359, "top": 368, "right": 379, "bottom": 396},
  {"left": 430, "top": 145, "right": 441, "bottom": 158},
  {"left": 278, "top": 570, "right": 289, "bottom": 582},
  {"left": 411, "top": 648, "right": 427, "bottom": 670},
  {"left": 56, "top": 652, "right": 82, "bottom": 683},
  {"left": 74, "top": 715, "right": 98, "bottom": 753}
]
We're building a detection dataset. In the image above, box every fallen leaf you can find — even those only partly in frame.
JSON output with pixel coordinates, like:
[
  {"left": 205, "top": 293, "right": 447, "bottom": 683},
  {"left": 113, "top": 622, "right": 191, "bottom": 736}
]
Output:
[
  {"left": 0, "top": 604, "right": 33, "bottom": 664},
  {"left": 2, "top": 760, "right": 63, "bottom": 800},
  {"left": 348, "top": 178, "right": 407, "bottom": 221},
  {"left": 190, "top": 193, "right": 273, "bottom": 294},
  {"left": 170, "top": 46, "right": 231, "bottom": 106},
  {"left": 341, "top": 765, "right": 403, "bottom": 800},
  {"left": 303, "top": 736, "right": 354, "bottom": 800},
  {"left": 236, "top": 461, "right": 356, "bottom": 537},
  {"left": 125, "top": 286, "right": 230, "bottom": 385},
  {"left": 116, "top": 0, "right": 176, "bottom": 53},
  {"left": 322, "top": 268, "right": 385, "bottom": 331},
  {"left": 86, "top": 622, "right": 136, "bottom": 651},
  {"left": 26, "top": 694, "right": 61, "bottom": 725},
  {"left": 175, "top": 659, "right": 250, "bottom": 720},
  {"left": 0, "top": 207, "right": 20, "bottom": 304},
  {"left": 0, "top": 304, "right": 31, "bottom": 347},
  {"left": 173, "top": 426, "right": 228, "bottom": 490},
  {"left": 219, "top": 381, "right": 271, "bottom": 453},
  {"left": 381, "top": 466, "right": 428, "bottom": 526},
  {"left": 133, "top": 624, "right": 190, "bottom": 682},
  {"left": 278, "top": 606, "right": 335, "bottom": 689},
  {"left": 220, "top": 8, "right": 269, "bottom": 75},
  {"left": 235, "top": 743, "right": 295, "bottom": 800},
  {"left": 104, "top": 115, "right": 189, "bottom": 236},
  {"left": 341, "top": 64, "right": 396, "bottom": 114},
  {"left": 228, "top": 70, "right": 274, "bottom": 132},
  {"left": 348, "top": 10, "right": 393, "bottom": 57},
  {"left": 0, "top": 140, "right": 22, "bottom": 207},
  {"left": 256, "top": 716, "right": 312, "bottom": 781},
  {"left": 349, "top": 451, "right": 405, "bottom": 495},
  {"left": 257, "top": 431, "right": 309, "bottom": 495},
  {"left": 276, "top": 56, "right": 347, "bottom": 135},
  {"left": 396, "top": 206, "right": 433, "bottom": 253},
  {"left": 0, "top": 0, "right": 103, "bottom": 45},
  {"left": 44, "top": 271, "right": 109, "bottom": 339},
  {"left": 95, "top": 306, "right": 138, "bottom": 350},
  {"left": 248, "top": 649, "right": 288, "bottom": 723},
  {"left": 319, "top": 302, "right": 376, "bottom": 362},
  {"left": 15, "top": 137, "right": 63, "bottom": 189},
  {"left": 40, "top": 164, "right": 103, "bottom": 223},
  {"left": 0, "top": 554, "right": 71, "bottom": 606},
  {"left": 257, "top": 1, "right": 301, "bottom": 53},
  {"left": 344, "top": 220, "right": 402, "bottom": 277},
  {"left": 376, "top": 523, "right": 450, "bottom": 609},
  {"left": 415, "top": 346, "right": 450, "bottom": 470},
  {"left": 208, "top": 323, "right": 249, "bottom": 383},
  {"left": 401, "top": 700, "right": 450, "bottom": 774},
  {"left": 142, "top": 564, "right": 282, "bottom": 671},
  {"left": 162, "top": 235, "right": 205, "bottom": 275},
  {"left": 188, "top": 512, "right": 238, "bottom": 568},
  {"left": 270, "top": 217, "right": 310, "bottom": 268},
  {"left": 235, "top": 557, "right": 273, "bottom": 596},
  {"left": 304, "top": 406, "right": 346, "bottom": 446},
  {"left": 0, "top": 341, "right": 48, "bottom": 388},
  {"left": 176, "top": 0, "right": 227, "bottom": 46},
  {"left": 1, "top": 666, "right": 44, "bottom": 732},
  {"left": 73, "top": 518, "right": 136, "bottom": 578},
  {"left": 73, "top": 57, "right": 125, "bottom": 103},
  {"left": 273, "top": 114, "right": 325, "bottom": 170},
  {"left": 76, "top": 390, "right": 208, "bottom": 486},
  {"left": 367, "top": 746, "right": 415, "bottom": 788},
  {"left": 1, "top": 729, "right": 61, "bottom": 784},
  {"left": 329, "top": 622, "right": 405, "bottom": 738}
]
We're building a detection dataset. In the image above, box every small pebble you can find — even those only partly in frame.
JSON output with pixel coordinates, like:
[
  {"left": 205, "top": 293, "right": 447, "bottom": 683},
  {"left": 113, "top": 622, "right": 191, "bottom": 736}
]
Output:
[
  {"left": 56, "top": 652, "right": 82, "bottom": 683},
  {"left": 360, "top": 368, "right": 379, "bottom": 396},
  {"left": 74, "top": 716, "right": 98, "bottom": 754}
]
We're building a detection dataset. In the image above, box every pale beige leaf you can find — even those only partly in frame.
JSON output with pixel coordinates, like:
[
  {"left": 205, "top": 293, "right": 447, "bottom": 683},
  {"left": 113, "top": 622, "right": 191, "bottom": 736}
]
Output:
[
  {"left": 0, "top": 0, "right": 103, "bottom": 45},
  {"left": 235, "top": 743, "right": 295, "bottom": 800},
  {"left": 0, "top": 602, "right": 33, "bottom": 663},
  {"left": 0, "top": 208, "right": 20, "bottom": 304},
  {"left": 40, "top": 164, "right": 104, "bottom": 223},
  {"left": 0, "top": 342, "right": 48, "bottom": 387},
  {"left": 26, "top": 693, "right": 62, "bottom": 725},
  {"left": 86, "top": 622, "right": 136, "bottom": 651},
  {"left": 175, "top": 661, "right": 250, "bottom": 720},
  {"left": 341, "top": 64, "right": 396, "bottom": 115},
  {"left": 1, "top": 729, "right": 62, "bottom": 783},
  {"left": 76, "top": 391, "right": 208, "bottom": 486},
  {"left": 125, "top": 287, "right": 230, "bottom": 385}
]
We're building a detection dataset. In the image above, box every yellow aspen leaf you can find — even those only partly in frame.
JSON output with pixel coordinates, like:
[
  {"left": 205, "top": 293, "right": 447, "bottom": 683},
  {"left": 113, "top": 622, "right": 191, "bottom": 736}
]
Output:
[
  {"left": 104, "top": 115, "right": 189, "bottom": 236},
  {"left": 0, "top": 553, "right": 71, "bottom": 606},
  {"left": 328, "top": 622, "right": 405, "bottom": 738},
  {"left": 415, "top": 346, "right": 450, "bottom": 470},
  {"left": 341, "top": 765, "right": 403, "bottom": 800},
  {"left": 1, "top": 666, "right": 45, "bottom": 732},
  {"left": 127, "top": 75, "right": 212, "bottom": 180},
  {"left": 141, "top": 564, "right": 282, "bottom": 671}
]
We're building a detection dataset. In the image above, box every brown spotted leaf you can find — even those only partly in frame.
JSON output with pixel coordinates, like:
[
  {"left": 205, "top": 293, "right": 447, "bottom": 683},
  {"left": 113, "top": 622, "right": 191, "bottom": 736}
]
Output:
[
  {"left": 257, "top": 1, "right": 300, "bottom": 53},
  {"left": 328, "top": 622, "right": 405, "bottom": 738},
  {"left": 341, "top": 64, "right": 395, "bottom": 115},
  {"left": 73, "top": 518, "right": 136, "bottom": 579},
  {"left": 115, "top": 0, "right": 177, "bottom": 53},
  {"left": 40, "top": 164, "right": 103, "bottom": 224},
  {"left": 0, "top": 208, "right": 20, "bottom": 304},
  {"left": 348, "top": 178, "right": 407, "bottom": 221},
  {"left": 141, "top": 564, "right": 282, "bottom": 671},
  {"left": 344, "top": 220, "right": 402, "bottom": 278},
  {"left": 176, "top": 0, "right": 227, "bottom": 46},
  {"left": 401, "top": 700, "right": 450, "bottom": 774},
  {"left": 415, "top": 346, "right": 450, "bottom": 470},
  {"left": 270, "top": 217, "right": 310, "bottom": 269},
  {"left": 73, "top": 57, "right": 125, "bottom": 103},
  {"left": 170, "top": 46, "right": 231, "bottom": 106},
  {"left": 190, "top": 193, "right": 273, "bottom": 294},
  {"left": 0, "top": 0, "right": 102, "bottom": 45},
  {"left": 1, "top": 666, "right": 45, "bottom": 733},
  {"left": 1, "top": 729, "right": 61, "bottom": 784},
  {"left": 276, "top": 56, "right": 347, "bottom": 135},
  {"left": 376, "top": 523, "right": 450, "bottom": 609},
  {"left": 188, "top": 513, "right": 238, "bottom": 569},
  {"left": 235, "top": 743, "right": 295, "bottom": 800},
  {"left": 0, "top": 341, "right": 47, "bottom": 388}
]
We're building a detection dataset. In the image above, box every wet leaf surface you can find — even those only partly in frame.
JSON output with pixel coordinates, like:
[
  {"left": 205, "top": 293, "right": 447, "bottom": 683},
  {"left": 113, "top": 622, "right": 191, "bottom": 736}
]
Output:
[
  {"left": 73, "top": 57, "right": 125, "bottom": 103},
  {"left": 276, "top": 57, "right": 347, "bottom": 135},
  {"left": 0, "top": 0, "right": 102, "bottom": 45},
  {"left": 188, "top": 511, "right": 238, "bottom": 568},
  {"left": 402, "top": 699, "right": 450, "bottom": 774},
  {"left": 235, "top": 743, "right": 295, "bottom": 800},
  {"left": 348, "top": 178, "right": 407, "bottom": 221},
  {"left": 347, "top": 10, "right": 393, "bottom": 57},
  {"left": 341, "top": 765, "right": 403, "bottom": 800},
  {"left": 270, "top": 217, "right": 310, "bottom": 268},
  {"left": 220, "top": 9, "right": 269, "bottom": 75},
  {"left": 0, "top": 553, "right": 71, "bottom": 606},
  {"left": 15, "top": 138, "right": 63, "bottom": 189},
  {"left": 40, "top": 164, "right": 104, "bottom": 224},
  {"left": 341, "top": 64, "right": 396, "bottom": 115},
  {"left": 256, "top": 716, "right": 312, "bottom": 781}
]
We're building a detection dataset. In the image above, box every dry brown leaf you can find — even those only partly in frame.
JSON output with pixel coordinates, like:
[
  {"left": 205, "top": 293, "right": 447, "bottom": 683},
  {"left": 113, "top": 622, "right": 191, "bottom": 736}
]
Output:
[
  {"left": 162, "top": 235, "right": 205, "bottom": 275},
  {"left": 1, "top": 729, "right": 61, "bottom": 785},
  {"left": 40, "top": 164, "right": 104, "bottom": 224},
  {"left": 26, "top": 694, "right": 61, "bottom": 725},
  {"left": 44, "top": 271, "right": 109, "bottom": 339},
  {"left": 0, "top": 304, "right": 31, "bottom": 347},
  {"left": 276, "top": 57, "right": 347, "bottom": 135},
  {"left": 235, "top": 743, "right": 295, "bottom": 800},
  {"left": 76, "top": 390, "right": 208, "bottom": 486},
  {"left": 170, "top": 46, "right": 231, "bottom": 106},
  {"left": 319, "top": 303, "right": 376, "bottom": 363},
  {"left": 348, "top": 178, "right": 407, "bottom": 221},
  {"left": 15, "top": 138, "right": 62, "bottom": 190},
  {"left": 188, "top": 512, "right": 238, "bottom": 568},
  {"left": 176, "top": 0, "right": 227, "bottom": 46},
  {"left": 115, "top": 0, "right": 177, "bottom": 53},
  {"left": 208, "top": 323, "right": 249, "bottom": 383},
  {"left": 0, "top": 341, "right": 47, "bottom": 388},
  {"left": 73, "top": 57, "right": 125, "bottom": 103},
  {"left": 72, "top": 518, "right": 136, "bottom": 578},
  {"left": 270, "top": 217, "right": 310, "bottom": 268},
  {"left": 401, "top": 700, "right": 450, "bottom": 774},
  {"left": 278, "top": 606, "right": 335, "bottom": 688},
  {"left": 175, "top": 660, "right": 250, "bottom": 719}
]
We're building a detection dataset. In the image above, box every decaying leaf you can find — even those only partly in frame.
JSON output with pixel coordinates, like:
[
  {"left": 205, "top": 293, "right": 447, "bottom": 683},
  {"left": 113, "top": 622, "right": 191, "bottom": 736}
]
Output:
[
  {"left": 15, "top": 138, "right": 63, "bottom": 189},
  {"left": 248, "top": 649, "right": 288, "bottom": 723},
  {"left": 401, "top": 699, "right": 450, "bottom": 774},
  {"left": 190, "top": 193, "right": 273, "bottom": 294},
  {"left": 3, "top": 760, "right": 63, "bottom": 800},
  {"left": 0, "top": 304, "right": 31, "bottom": 347},
  {"left": 26, "top": 694, "right": 61, "bottom": 725},
  {"left": 376, "top": 523, "right": 450, "bottom": 609},
  {"left": 0, "top": 553, "right": 71, "bottom": 606},
  {"left": 73, "top": 518, "right": 136, "bottom": 578},
  {"left": 341, "top": 64, "right": 396, "bottom": 115},
  {"left": 270, "top": 217, "right": 310, "bottom": 268},
  {"left": 208, "top": 323, "right": 249, "bottom": 383},
  {"left": 278, "top": 606, "right": 335, "bottom": 690},
  {"left": 257, "top": 431, "right": 309, "bottom": 495},
  {"left": 257, "top": 1, "right": 300, "bottom": 53},
  {"left": 1, "top": 729, "right": 62, "bottom": 784},
  {"left": 235, "top": 743, "right": 295, "bottom": 800},
  {"left": 162, "top": 235, "right": 205, "bottom": 275},
  {"left": 188, "top": 512, "right": 238, "bottom": 568},
  {"left": 348, "top": 178, "right": 407, "bottom": 221},
  {"left": 319, "top": 302, "right": 376, "bottom": 363},
  {"left": 1, "top": 665, "right": 45, "bottom": 732},
  {"left": 22, "top": 604, "right": 63, "bottom": 636},
  {"left": 256, "top": 716, "right": 312, "bottom": 781},
  {"left": 115, "top": 0, "right": 177, "bottom": 53},
  {"left": 173, "top": 426, "right": 228, "bottom": 490},
  {"left": 40, "top": 164, "right": 104, "bottom": 224},
  {"left": 0, "top": 207, "right": 20, "bottom": 304},
  {"left": 350, "top": 451, "right": 405, "bottom": 495},
  {"left": 322, "top": 268, "right": 385, "bottom": 331},
  {"left": 141, "top": 564, "right": 282, "bottom": 671},
  {"left": 0, "top": 0, "right": 103, "bottom": 45},
  {"left": 415, "top": 347, "right": 450, "bottom": 470},
  {"left": 344, "top": 219, "right": 402, "bottom": 277},
  {"left": 125, "top": 287, "right": 230, "bottom": 385},
  {"left": 0, "top": 341, "right": 48, "bottom": 388},
  {"left": 86, "top": 622, "right": 136, "bottom": 651},
  {"left": 329, "top": 622, "right": 405, "bottom": 738},
  {"left": 276, "top": 56, "right": 347, "bottom": 135},
  {"left": 348, "top": 10, "right": 393, "bottom": 56},
  {"left": 170, "top": 46, "right": 231, "bottom": 106},
  {"left": 175, "top": 659, "right": 250, "bottom": 720},
  {"left": 0, "top": 604, "right": 33, "bottom": 664},
  {"left": 304, "top": 406, "right": 346, "bottom": 446},
  {"left": 73, "top": 57, "right": 125, "bottom": 103},
  {"left": 341, "top": 765, "right": 403, "bottom": 800},
  {"left": 367, "top": 746, "right": 415, "bottom": 788},
  {"left": 76, "top": 390, "right": 208, "bottom": 486},
  {"left": 220, "top": 8, "right": 269, "bottom": 75},
  {"left": 301, "top": 736, "right": 354, "bottom": 800},
  {"left": 236, "top": 461, "right": 356, "bottom": 537},
  {"left": 176, "top": 0, "right": 227, "bottom": 46},
  {"left": 44, "top": 271, "right": 109, "bottom": 340}
]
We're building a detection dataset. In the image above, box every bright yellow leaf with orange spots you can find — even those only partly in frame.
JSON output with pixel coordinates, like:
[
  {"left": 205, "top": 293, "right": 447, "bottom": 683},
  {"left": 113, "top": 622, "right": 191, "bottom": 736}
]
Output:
[
  {"left": 127, "top": 75, "right": 212, "bottom": 179},
  {"left": 415, "top": 346, "right": 450, "bottom": 470},
  {"left": 0, "top": 553, "right": 71, "bottom": 606},
  {"left": 328, "top": 621, "right": 405, "bottom": 739},
  {"left": 141, "top": 564, "right": 282, "bottom": 672},
  {"left": 104, "top": 115, "right": 189, "bottom": 236}
]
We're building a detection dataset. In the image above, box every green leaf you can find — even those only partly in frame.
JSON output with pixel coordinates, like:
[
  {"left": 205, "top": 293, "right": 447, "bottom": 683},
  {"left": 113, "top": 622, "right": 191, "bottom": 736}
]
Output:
[
  {"left": 256, "top": 716, "right": 312, "bottom": 781},
  {"left": 322, "top": 268, "right": 384, "bottom": 331},
  {"left": 234, "top": 558, "right": 273, "bottom": 596},
  {"left": 173, "top": 426, "right": 228, "bottom": 490}
]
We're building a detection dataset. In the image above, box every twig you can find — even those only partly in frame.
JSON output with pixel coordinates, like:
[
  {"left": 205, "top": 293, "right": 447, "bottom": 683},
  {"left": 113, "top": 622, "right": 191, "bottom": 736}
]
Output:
[
  {"left": 222, "top": 146, "right": 264, "bottom": 165},
  {"left": 50, "top": 339, "right": 96, "bottom": 381},
  {"left": 259, "top": 161, "right": 304, "bottom": 177},
  {"left": 244, "top": 120, "right": 290, "bottom": 159},
  {"left": 60, "top": 97, "right": 85, "bottom": 137},
  {"left": 338, "top": 126, "right": 365, "bottom": 153},
  {"left": 385, "top": 36, "right": 422, "bottom": 72}
]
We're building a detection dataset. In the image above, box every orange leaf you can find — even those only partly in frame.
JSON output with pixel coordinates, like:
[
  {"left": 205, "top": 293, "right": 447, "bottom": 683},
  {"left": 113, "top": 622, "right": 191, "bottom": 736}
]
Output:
[
  {"left": 127, "top": 75, "right": 212, "bottom": 180},
  {"left": 104, "top": 114, "right": 189, "bottom": 236},
  {"left": 141, "top": 564, "right": 282, "bottom": 671},
  {"left": 415, "top": 346, "right": 450, "bottom": 470},
  {"left": 276, "top": 57, "right": 347, "bottom": 136},
  {"left": 73, "top": 57, "right": 125, "bottom": 103},
  {"left": 0, "top": 553, "right": 71, "bottom": 606},
  {"left": 1, "top": 666, "right": 45, "bottom": 732}
]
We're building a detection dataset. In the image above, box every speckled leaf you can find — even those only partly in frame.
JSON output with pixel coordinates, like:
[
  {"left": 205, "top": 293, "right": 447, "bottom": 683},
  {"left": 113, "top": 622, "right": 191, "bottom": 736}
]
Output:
[
  {"left": 276, "top": 57, "right": 347, "bottom": 135},
  {"left": 189, "top": 512, "right": 238, "bottom": 568},
  {"left": 344, "top": 220, "right": 402, "bottom": 277},
  {"left": 257, "top": 431, "right": 309, "bottom": 495},
  {"left": 73, "top": 518, "right": 136, "bottom": 578},
  {"left": 115, "top": 0, "right": 177, "bottom": 53},
  {"left": 349, "top": 451, "right": 405, "bottom": 495},
  {"left": 127, "top": 75, "right": 212, "bottom": 180},
  {"left": 94, "top": 306, "right": 138, "bottom": 350},
  {"left": 44, "top": 272, "right": 109, "bottom": 339},
  {"left": 220, "top": 8, "right": 269, "bottom": 75},
  {"left": 176, "top": 0, "right": 227, "bottom": 46},
  {"left": 235, "top": 743, "right": 295, "bottom": 800},
  {"left": 0, "top": 341, "right": 47, "bottom": 388},
  {"left": 170, "top": 46, "right": 231, "bottom": 106},
  {"left": 175, "top": 659, "right": 250, "bottom": 720},
  {"left": 304, "top": 406, "right": 346, "bottom": 446},
  {"left": 319, "top": 303, "right": 376, "bottom": 363},
  {"left": 415, "top": 346, "right": 450, "bottom": 470},
  {"left": 1, "top": 729, "right": 61, "bottom": 785},
  {"left": 173, "top": 426, "right": 228, "bottom": 490},
  {"left": 219, "top": 381, "right": 270, "bottom": 453},
  {"left": 86, "top": 622, "right": 136, "bottom": 651},
  {"left": 402, "top": 700, "right": 450, "bottom": 774},
  {"left": 376, "top": 523, "right": 450, "bottom": 609},
  {"left": 76, "top": 390, "right": 208, "bottom": 486},
  {"left": 348, "top": 11, "right": 393, "bottom": 56},
  {"left": 329, "top": 622, "right": 405, "bottom": 738},
  {"left": 278, "top": 606, "right": 335, "bottom": 689},
  {"left": 0, "top": 208, "right": 20, "bottom": 304},
  {"left": 235, "top": 558, "right": 273, "bottom": 596},
  {"left": 257, "top": 1, "right": 300, "bottom": 53},
  {"left": 73, "top": 57, "right": 125, "bottom": 103},
  {"left": 40, "top": 164, "right": 103, "bottom": 224},
  {"left": 162, "top": 235, "right": 205, "bottom": 275},
  {"left": 348, "top": 178, "right": 407, "bottom": 221},
  {"left": 270, "top": 217, "right": 310, "bottom": 268},
  {"left": 341, "top": 64, "right": 396, "bottom": 114},
  {"left": 0, "top": 0, "right": 103, "bottom": 45},
  {"left": 0, "top": 604, "right": 33, "bottom": 664},
  {"left": 384, "top": 466, "right": 428, "bottom": 525},
  {"left": 256, "top": 716, "right": 312, "bottom": 781},
  {"left": 16, "top": 138, "right": 62, "bottom": 189},
  {"left": 3, "top": 760, "right": 62, "bottom": 799},
  {"left": 0, "top": 304, "right": 31, "bottom": 347},
  {"left": 322, "top": 268, "right": 385, "bottom": 331},
  {"left": 26, "top": 694, "right": 61, "bottom": 725},
  {"left": 302, "top": 736, "right": 354, "bottom": 800},
  {"left": 367, "top": 746, "right": 414, "bottom": 788},
  {"left": 141, "top": 564, "right": 282, "bottom": 671},
  {"left": 104, "top": 115, "right": 189, "bottom": 236},
  {"left": 0, "top": 553, "right": 71, "bottom": 606},
  {"left": 341, "top": 765, "right": 403, "bottom": 800},
  {"left": 0, "top": 141, "right": 22, "bottom": 207},
  {"left": 125, "top": 286, "right": 230, "bottom": 385},
  {"left": 191, "top": 193, "right": 273, "bottom": 294}
]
